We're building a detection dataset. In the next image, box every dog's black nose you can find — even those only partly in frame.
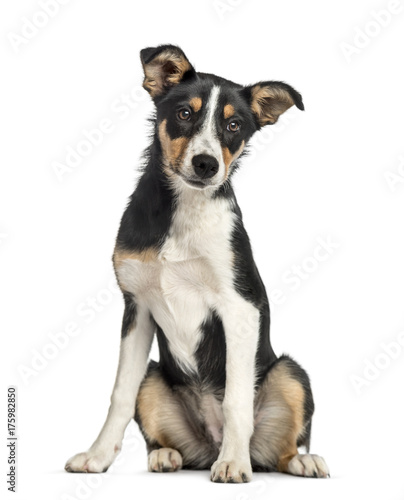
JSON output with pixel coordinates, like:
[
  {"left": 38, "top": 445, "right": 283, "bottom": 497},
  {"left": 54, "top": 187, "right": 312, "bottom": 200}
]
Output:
[{"left": 192, "top": 154, "right": 219, "bottom": 179}]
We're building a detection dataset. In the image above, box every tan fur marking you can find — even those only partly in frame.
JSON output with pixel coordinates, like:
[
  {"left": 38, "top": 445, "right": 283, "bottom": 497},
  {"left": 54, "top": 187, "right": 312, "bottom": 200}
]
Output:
[
  {"left": 189, "top": 97, "right": 202, "bottom": 112},
  {"left": 222, "top": 148, "right": 233, "bottom": 169},
  {"left": 250, "top": 363, "right": 297, "bottom": 468},
  {"left": 268, "top": 363, "right": 306, "bottom": 473},
  {"left": 137, "top": 373, "right": 172, "bottom": 448},
  {"left": 251, "top": 85, "right": 294, "bottom": 126},
  {"left": 271, "top": 363, "right": 305, "bottom": 439},
  {"left": 223, "top": 104, "right": 235, "bottom": 119},
  {"left": 277, "top": 451, "right": 299, "bottom": 473},
  {"left": 113, "top": 247, "right": 158, "bottom": 269},
  {"left": 222, "top": 140, "right": 245, "bottom": 176},
  {"left": 142, "top": 49, "right": 192, "bottom": 98},
  {"left": 158, "top": 119, "right": 189, "bottom": 170}
]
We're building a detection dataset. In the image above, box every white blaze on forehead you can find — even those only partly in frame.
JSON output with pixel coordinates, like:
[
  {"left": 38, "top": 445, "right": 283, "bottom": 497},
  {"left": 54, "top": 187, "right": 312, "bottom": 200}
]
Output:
[
  {"left": 202, "top": 85, "right": 221, "bottom": 141},
  {"left": 181, "top": 85, "right": 226, "bottom": 182}
]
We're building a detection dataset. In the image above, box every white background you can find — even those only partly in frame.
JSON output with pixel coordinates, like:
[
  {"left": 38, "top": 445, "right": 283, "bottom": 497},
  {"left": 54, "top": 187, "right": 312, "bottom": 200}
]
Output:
[{"left": 2, "top": 0, "right": 404, "bottom": 499}]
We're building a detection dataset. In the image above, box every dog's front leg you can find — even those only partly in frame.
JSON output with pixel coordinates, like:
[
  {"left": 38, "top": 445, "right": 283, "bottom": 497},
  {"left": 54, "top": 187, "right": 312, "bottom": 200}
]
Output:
[
  {"left": 65, "top": 303, "right": 154, "bottom": 473},
  {"left": 211, "top": 299, "right": 260, "bottom": 483}
]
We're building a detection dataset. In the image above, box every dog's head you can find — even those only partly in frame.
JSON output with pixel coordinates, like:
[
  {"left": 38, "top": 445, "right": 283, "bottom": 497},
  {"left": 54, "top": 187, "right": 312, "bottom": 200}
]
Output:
[{"left": 141, "top": 44, "right": 304, "bottom": 190}]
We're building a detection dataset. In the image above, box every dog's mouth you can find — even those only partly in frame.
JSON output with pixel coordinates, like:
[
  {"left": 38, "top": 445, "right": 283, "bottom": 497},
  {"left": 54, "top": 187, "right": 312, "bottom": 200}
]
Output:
[
  {"left": 166, "top": 163, "right": 222, "bottom": 190},
  {"left": 179, "top": 174, "right": 216, "bottom": 190},
  {"left": 183, "top": 178, "right": 209, "bottom": 189}
]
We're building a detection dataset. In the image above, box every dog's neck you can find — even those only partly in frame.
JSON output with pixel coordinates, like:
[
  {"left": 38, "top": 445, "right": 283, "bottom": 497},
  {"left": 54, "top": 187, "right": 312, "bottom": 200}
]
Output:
[{"left": 147, "top": 139, "right": 238, "bottom": 256}]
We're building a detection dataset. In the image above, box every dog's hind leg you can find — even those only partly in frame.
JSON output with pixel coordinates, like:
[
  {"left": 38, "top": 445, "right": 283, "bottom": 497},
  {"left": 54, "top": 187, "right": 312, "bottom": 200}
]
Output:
[
  {"left": 135, "top": 363, "right": 219, "bottom": 472},
  {"left": 250, "top": 355, "right": 329, "bottom": 478},
  {"left": 65, "top": 301, "right": 155, "bottom": 473}
]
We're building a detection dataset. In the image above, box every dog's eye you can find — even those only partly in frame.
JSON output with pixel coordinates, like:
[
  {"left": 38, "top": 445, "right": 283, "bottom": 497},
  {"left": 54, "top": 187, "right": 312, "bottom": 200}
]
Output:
[
  {"left": 227, "top": 121, "right": 240, "bottom": 132},
  {"left": 177, "top": 109, "right": 191, "bottom": 121}
]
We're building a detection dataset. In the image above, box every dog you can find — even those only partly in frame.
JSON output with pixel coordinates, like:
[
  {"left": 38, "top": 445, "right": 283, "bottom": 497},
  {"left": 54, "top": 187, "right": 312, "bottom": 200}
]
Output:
[{"left": 65, "top": 45, "right": 329, "bottom": 483}]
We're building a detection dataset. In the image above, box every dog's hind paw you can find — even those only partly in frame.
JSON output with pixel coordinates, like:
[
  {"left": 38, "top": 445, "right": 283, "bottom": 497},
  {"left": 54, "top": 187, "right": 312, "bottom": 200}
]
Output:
[
  {"left": 287, "top": 454, "right": 330, "bottom": 478},
  {"left": 148, "top": 448, "right": 182, "bottom": 472}
]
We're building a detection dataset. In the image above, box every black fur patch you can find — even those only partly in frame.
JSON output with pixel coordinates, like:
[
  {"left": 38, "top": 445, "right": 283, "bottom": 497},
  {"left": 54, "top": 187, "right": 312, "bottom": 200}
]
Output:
[
  {"left": 115, "top": 143, "right": 176, "bottom": 254},
  {"left": 195, "top": 311, "right": 227, "bottom": 388},
  {"left": 152, "top": 310, "right": 227, "bottom": 389}
]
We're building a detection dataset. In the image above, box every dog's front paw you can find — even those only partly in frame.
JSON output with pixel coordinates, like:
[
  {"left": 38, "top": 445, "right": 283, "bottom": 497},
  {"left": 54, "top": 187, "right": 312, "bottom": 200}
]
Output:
[
  {"left": 65, "top": 448, "right": 117, "bottom": 473},
  {"left": 210, "top": 459, "right": 252, "bottom": 483}
]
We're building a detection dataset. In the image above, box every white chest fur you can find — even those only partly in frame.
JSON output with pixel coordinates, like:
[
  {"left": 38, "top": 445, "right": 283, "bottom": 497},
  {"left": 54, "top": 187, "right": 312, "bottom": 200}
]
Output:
[{"left": 116, "top": 189, "right": 236, "bottom": 373}]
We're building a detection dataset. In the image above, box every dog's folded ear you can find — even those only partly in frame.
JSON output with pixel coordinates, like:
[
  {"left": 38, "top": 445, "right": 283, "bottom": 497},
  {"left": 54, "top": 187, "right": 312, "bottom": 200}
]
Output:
[
  {"left": 243, "top": 81, "right": 304, "bottom": 127},
  {"left": 140, "top": 45, "right": 195, "bottom": 99}
]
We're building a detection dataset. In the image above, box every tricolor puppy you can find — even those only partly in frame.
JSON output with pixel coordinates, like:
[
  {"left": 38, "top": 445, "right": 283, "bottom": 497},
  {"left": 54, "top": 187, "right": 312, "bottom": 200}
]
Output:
[{"left": 65, "top": 45, "right": 329, "bottom": 482}]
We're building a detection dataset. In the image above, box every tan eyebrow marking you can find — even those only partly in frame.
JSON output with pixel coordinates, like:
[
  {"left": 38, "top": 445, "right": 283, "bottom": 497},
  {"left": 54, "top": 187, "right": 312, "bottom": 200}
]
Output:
[
  {"left": 224, "top": 104, "right": 235, "bottom": 119},
  {"left": 189, "top": 97, "right": 202, "bottom": 112}
]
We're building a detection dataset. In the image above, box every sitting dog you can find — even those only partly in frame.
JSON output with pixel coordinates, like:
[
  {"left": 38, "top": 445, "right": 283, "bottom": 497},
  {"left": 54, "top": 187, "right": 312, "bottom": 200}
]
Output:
[{"left": 65, "top": 45, "right": 329, "bottom": 482}]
